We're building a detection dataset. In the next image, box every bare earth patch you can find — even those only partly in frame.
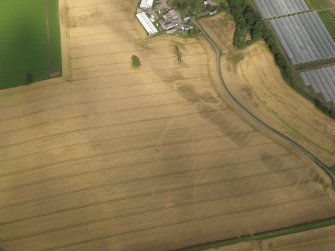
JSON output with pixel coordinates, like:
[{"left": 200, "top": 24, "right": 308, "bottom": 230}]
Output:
[{"left": 0, "top": 1, "right": 335, "bottom": 251}]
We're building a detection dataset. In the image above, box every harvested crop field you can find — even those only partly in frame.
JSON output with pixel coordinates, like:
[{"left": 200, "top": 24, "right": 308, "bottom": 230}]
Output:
[
  {"left": 1, "top": 1, "right": 335, "bottom": 251},
  {"left": 200, "top": 13, "right": 335, "bottom": 166}
]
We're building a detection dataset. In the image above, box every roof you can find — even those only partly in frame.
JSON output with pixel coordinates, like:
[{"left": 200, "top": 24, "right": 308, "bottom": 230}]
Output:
[
  {"left": 136, "top": 12, "right": 158, "bottom": 36},
  {"left": 140, "top": 0, "right": 153, "bottom": 9}
]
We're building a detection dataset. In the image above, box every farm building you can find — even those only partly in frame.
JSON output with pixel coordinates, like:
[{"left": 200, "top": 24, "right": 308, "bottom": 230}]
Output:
[
  {"left": 163, "top": 9, "right": 179, "bottom": 21},
  {"left": 140, "top": 0, "right": 153, "bottom": 10},
  {"left": 136, "top": 12, "right": 158, "bottom": 36}
]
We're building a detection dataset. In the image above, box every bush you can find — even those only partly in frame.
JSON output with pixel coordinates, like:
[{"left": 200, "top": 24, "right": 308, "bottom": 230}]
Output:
[{"left": 131, "top": 55, "right": 141, "bottom": 68}]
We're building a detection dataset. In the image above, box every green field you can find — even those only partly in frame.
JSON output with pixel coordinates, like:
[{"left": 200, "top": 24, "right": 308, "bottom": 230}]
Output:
[
  {"left": 305, "top": 0, "right": 328, "bottom": 10},
  {"left": 0, "top": 0, "right": 61, "bottom": 89}
]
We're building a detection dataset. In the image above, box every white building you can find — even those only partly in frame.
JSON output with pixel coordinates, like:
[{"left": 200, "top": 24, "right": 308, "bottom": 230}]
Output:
[
  {"left": 140, "top": 0, "right": 154, "bottom": 10},
  {"left": 136, "top": 12, "right": 158, "bottom": 36}
]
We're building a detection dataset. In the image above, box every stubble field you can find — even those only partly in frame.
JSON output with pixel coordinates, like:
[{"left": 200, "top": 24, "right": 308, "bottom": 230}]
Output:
[{"left": 1, "top": 1, "right": 335, "bottom": 250}]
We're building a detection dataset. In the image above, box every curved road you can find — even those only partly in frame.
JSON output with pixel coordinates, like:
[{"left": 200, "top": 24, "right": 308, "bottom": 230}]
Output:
[{"left": 193, "top": 19, "right": 335, "bottom": 187}]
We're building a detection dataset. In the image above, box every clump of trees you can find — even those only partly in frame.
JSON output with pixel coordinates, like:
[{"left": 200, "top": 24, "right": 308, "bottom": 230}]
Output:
[
  {"left": 172, "top": 0, "right": 228, "bottom": 16},
  {"left": 131, "top": 55, "right": 141, "bottom": 68},
  {"left": 228, "top": 0, "right": 262, "bottom": 48}
]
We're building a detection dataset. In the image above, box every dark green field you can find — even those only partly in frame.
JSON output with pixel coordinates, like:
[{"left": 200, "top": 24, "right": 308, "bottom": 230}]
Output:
[{"left": 0, "top": 0, "right": 61, "bottom": 89}]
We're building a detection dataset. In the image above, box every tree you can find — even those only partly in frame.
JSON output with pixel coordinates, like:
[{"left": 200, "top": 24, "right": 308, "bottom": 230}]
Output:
[
  {"left": 175, "top": 46, "right": 182, "bottom": 63},
  {"left": 131, "top": 55, "right": 141, "bottom": 68}
]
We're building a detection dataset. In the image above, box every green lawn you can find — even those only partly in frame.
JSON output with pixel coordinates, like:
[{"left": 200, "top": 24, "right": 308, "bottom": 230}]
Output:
[{"left": 0, "top": 0, "right": 61, "bottom": 89}]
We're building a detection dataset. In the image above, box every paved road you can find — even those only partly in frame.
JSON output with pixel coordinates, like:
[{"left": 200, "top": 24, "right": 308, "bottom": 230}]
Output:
[{"left": 193, "top": 19, "right": 335, "bottom": 187}]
